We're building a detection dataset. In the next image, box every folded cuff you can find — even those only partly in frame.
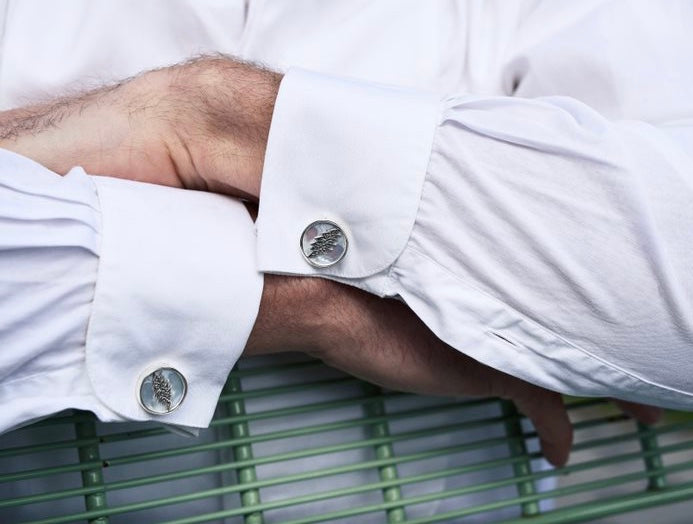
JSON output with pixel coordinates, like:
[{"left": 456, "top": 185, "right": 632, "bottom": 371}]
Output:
[
  {"left": 256, "top": 68, "right": 440, "bottom": 288},
  {"left": 86, "top": 177, "right": 263, "bottom": 428}
]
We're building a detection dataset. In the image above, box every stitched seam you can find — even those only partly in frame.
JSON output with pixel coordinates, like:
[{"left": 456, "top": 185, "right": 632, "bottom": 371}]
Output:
[
  {"left": 82, "top": 177, "right": 107, "bottom": 405},
  {"left": 382, "top": 99, "right": 445, "bottom": 297}
]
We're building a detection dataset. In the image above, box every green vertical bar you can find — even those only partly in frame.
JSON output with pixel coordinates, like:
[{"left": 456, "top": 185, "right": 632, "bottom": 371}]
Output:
[
  {"left": 362, "top": 384, "right": 406, "bottom": 523},
  {"left": 74, "top": 415, "right": 109, "bottom": 524},
  {"left": 499, "top": 400, "right": 540, "bottom": 517},
  {"left": 226, "top": 375, "right": 264, "bottom": 524},
  {"left": 637, "top": 421, "right": 667, "bottom": 490}
]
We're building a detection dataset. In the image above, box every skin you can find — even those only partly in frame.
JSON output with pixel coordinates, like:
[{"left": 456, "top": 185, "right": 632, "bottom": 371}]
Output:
[{"left": 0, "top": 55, "right": 661, "bottom": 466}]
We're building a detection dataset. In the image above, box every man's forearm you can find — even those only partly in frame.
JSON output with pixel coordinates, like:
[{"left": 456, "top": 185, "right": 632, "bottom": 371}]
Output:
[
  {"left": 0, "top": 55, "right": 662, "bottom": 467},
  {"left": 164, "top": 56, "right": 280, "bottom": 198},
  {"left": 0, "top": 55, "right": 279, "bottom": 200}
]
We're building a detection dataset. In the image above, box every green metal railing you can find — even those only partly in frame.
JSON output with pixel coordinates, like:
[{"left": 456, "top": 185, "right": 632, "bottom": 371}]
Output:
[{"left": 1, "top": 354, "right": 692, "bottom": 523}]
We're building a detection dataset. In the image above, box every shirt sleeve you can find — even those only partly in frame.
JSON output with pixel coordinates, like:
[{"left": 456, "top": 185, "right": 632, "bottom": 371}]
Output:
[
  {"left": 255, "top": 1, "right": 693, "bottom": 409},
  {"left": 0, "top": 148, "right": 263, "bottom": 434}
]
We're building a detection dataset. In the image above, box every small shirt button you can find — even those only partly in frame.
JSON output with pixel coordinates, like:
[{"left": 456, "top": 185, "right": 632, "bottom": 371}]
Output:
[
  {"left": 139, "top": 367, "right": 187, "bottom": 415},
  {"left": 300, "top": 220, "right": 348, "bottom": 268}
]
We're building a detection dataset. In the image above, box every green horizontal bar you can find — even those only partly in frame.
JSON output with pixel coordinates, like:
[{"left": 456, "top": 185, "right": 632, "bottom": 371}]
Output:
[
  {"left": 274, "top": 458, "right": 693, "bottom": 524},
  {"left": 103, "top": 410, "right": 637, "bottom": 470},
  {"left": 0, "top": 435, "right": 526, "bottom": 511},
  {"left": 0, "top": 451, "right": 578, "bottom": 523},
  {"left": 0, "top": 399, "right": 480, "bottom": 486},
  {"left": 1, "top": 400, "right": 688, "bottom": 521},
  {"left": 2, "top": 413, "right": 685, "bottom": 499},
  {"left": 217, "top": 376, "right": 359, "bottom": 402},
  {"left": 211, "top": 399, "right": 479, "bottom": 447},
  {"left": 211, "top": 394, "right": 606, "bottom": 429},
  {"left": 0, "top": 393, "right": 410, "bottom": 461},
  {"left": 107, "top": 407, "right": 646, "bottom": 470},
  {"left": 14, "top": 444, "right": 693, "bottom": 524},
  {"left": 0, "top": 396, "right": 614, "bottom": 462},
  {"left": 211, "top": 393, "right": 605, "bottom": 429},
  {"left": 211, "top": 392, "right": 407, "bottom": 426},
  {"left": 401, "top": 460, "right": 693, "bottom": 524},
  {"left": 0, "top": 437, "right": 101, "bottom": 459},
  {"left": 568, "top": 421, "right": 667, "bottom": 452},
  {"left": 9, "top": 422, "right": 693, "bottom": 518},
  {"left": 500, "top": 481, "right": 693, "bottom": 524},
  {"left": 1, "top": 411, "right": 686, "bottom": 493},
  {"left": 0, "top": 414, "right": 523, "bottom": 509},
  {"left": 0, "top": 397, "right": 601, "bottom": 433},
  {"left": 0, "top": 400, "right": 466, "bottom": 485},
  {"left": 0, "top": 460, "right": 103, "bottom": 484},
  {"left": 0, "top": 396, "right": 614, "bottom": 463},
  {"left": 160, "top": 455, "right": 693, "bottom": 524},
  {"left": 104, "top": 411, "right": 516, "bottom": 468},
  {"left": 0, "top": 427, "right": 167, "bottom": 460}
]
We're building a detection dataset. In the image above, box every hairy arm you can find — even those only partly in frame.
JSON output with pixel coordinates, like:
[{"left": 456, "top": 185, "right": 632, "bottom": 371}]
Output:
[
  {"left": 0, "top": 55, "right": 278, "bottom": 199},
  {"left": 0, "top": 55, "right": 662, "bottom": 466}
]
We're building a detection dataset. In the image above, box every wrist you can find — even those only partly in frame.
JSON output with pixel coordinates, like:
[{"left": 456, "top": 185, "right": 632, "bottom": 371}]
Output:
[
  {"left": 0, "top": 69, "right": 180, "bottom": 185},
  {"left": 0, "top": 55, "right": 280, "bottom": 200},
  {"left": 164, "top": 57, "right": 282, "bottom": 200},
  {"left": 244, "top": 275, "right": 345, "bottom": 357}
]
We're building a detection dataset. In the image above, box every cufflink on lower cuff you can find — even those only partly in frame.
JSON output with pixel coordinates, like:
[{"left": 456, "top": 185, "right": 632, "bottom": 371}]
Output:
[
  {"left": 300, "top": 220, "right": 347, "bottom": 268},
  {"left": 139, "top": 367, "right": 187, "bottom": 415}
]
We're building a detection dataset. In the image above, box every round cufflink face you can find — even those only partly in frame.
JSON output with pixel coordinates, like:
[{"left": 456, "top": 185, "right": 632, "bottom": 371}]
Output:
[
  {"left": 300, "top": 220, "right": 347, "bottom": 268},
  {"left": 139, "top": 367, "right": 187, "bottom": 415}
]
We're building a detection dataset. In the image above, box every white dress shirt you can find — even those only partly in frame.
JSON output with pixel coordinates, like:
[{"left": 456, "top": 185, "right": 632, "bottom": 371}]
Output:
[
  {"left": 3, "top": 1, "right": 683, "bottom": 521},
  {"left": 0, "top": 152, "right": 263, "bottom": 433},
  {"left": 0, "top": 0, "right": 692, "bottom": 434},
  {"left": 256, "top": 1, "right": 693, "bottom": 410}
]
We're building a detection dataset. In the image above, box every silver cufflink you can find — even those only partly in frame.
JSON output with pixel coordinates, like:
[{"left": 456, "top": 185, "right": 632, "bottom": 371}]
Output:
[
  {"left": 300, "top": 220, "right": 347, "bottom": 267},
  {"left": 139, "top": 367, "right": 187, "bottom": 415}
]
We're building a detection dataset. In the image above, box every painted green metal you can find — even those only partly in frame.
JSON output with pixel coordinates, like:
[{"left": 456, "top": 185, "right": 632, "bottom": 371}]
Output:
[
  {"left": 637, "top": 421, "right": 668, "bottom": 490},
  {"left": 223, "top": 374, "right": 264, "bottom": 524},
  {"left": 217, "top": 376, "right": 359, "bottom": 403},
  {"left": 74, "top": 419, "right": 108, "bottom": 524},
  {"left": 361, "top": 383, "right": 406, "bottom": 523},
  {"left": 1, "top": 359, "right": 693, "bottom": 523},
  {"left": 500, "top": 480, "right": 693, "bottom": 524},
  {"left": 11, "top": 422, "right": 693, "bottom": 523},
  {"left": 500, "top": 400, "right": 540, "bottom": 517}
]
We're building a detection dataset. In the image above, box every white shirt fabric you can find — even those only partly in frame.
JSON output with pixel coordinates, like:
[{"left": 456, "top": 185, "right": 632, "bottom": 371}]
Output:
[
  {"left": 0, "top": 0, "right": 691, "bottom": 431},
  {"left": 1, "top": 0, "right": 677, "bottom": 521},
  {"left": 256, "top": 1, "right": 693, "bottom": 410},
  {"left": 0, "top": 151, "right": 263, "bottom": 433},
  {"left": 0, "top": 0, "right": 259, "bottom": 434}
]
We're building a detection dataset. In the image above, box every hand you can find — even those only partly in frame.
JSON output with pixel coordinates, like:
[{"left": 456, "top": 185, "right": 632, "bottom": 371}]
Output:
[
  {"left": 246, "top": 275, "right": 662, "bottom": 467},
  {"left": 0, "top": 56, "right": 662, "bottom": 467},
  {"left": 0, "top": 55, "right": 278, "bottom": 199}
]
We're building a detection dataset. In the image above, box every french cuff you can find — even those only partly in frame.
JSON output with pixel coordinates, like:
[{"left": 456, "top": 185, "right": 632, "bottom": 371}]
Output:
[
  {"left": 256, "top": 68, "right": 440, "bottom": 290},
  {"left": 86, "top": 176, "right": 263, "bottom": 429}
]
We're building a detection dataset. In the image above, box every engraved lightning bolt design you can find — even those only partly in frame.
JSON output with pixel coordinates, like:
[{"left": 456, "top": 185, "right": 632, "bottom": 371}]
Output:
[
  {"left": 308, "top": 227, "right": 342, "bottom": 258},
  {"left": 152, "top": 370, "right": 173, "bottom": 410}
]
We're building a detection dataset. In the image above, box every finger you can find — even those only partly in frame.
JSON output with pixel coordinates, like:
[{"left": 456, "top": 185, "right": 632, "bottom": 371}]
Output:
[
  {"left": 512, "top": 386, "right": 573, "bottom": 467},
  {"left": 613, "top": 399, "right": 662, "bottom": 425}
]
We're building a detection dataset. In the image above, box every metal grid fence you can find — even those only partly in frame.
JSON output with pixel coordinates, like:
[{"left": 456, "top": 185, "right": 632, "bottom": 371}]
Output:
[{"left": 1, "top": 353, "right": 692, "bottom": 523}]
